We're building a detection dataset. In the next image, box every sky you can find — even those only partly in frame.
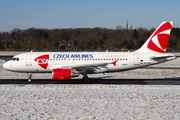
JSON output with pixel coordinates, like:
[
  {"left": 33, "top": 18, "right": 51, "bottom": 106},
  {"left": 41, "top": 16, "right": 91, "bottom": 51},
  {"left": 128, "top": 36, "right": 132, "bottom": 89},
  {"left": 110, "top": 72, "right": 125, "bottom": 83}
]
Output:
[{"left": 0, "top": 0, "right": 180, "bottom": 32}]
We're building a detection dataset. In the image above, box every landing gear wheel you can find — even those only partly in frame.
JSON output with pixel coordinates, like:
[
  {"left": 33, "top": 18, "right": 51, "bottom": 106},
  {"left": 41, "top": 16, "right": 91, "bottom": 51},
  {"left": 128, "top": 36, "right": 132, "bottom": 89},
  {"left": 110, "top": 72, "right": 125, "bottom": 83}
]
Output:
[
  {"left": 27, "top": 73, "right": 32, "bottom": 82},
  {"left": 83, "top": 76, "right": 90, "bottom": 84},
  {"left": 28, "top": 79, "right": 31, "bottom": 82}
]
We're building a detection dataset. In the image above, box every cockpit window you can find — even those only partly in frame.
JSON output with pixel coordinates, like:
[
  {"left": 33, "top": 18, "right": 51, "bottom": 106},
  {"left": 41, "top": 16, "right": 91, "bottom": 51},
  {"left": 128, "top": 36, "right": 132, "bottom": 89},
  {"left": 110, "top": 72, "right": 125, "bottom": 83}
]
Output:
[{"left": 11, "top": 57, "right": 19, "bottom": 61}]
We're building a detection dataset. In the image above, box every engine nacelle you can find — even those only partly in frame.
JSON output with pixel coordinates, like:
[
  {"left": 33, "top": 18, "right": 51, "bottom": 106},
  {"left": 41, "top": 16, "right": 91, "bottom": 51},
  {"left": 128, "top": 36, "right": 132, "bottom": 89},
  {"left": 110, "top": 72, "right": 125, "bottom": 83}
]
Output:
[{"left": 53, "top": 69, "right": 72, "bottom": 80}]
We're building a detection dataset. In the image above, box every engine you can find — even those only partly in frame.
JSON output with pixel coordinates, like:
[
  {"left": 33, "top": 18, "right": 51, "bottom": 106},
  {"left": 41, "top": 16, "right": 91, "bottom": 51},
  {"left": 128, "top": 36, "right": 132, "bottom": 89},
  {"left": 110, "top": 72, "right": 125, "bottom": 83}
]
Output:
[{"left": 52, "top": 69, "right": 78, "bottom": 80}]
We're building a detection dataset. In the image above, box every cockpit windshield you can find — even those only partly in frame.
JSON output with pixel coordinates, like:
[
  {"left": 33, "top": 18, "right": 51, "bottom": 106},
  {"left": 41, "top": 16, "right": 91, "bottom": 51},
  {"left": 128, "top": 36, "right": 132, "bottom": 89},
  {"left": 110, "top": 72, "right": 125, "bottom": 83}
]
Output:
[{"left": 11, "top": 57, "right": 19, "bottom": 61}]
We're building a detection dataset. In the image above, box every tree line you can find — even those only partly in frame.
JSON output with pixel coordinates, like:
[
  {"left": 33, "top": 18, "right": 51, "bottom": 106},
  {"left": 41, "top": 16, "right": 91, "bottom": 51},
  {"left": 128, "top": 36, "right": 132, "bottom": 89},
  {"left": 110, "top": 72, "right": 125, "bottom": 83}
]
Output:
[{"left": 0, "top": 27, "right": 180, "bottom": 52}]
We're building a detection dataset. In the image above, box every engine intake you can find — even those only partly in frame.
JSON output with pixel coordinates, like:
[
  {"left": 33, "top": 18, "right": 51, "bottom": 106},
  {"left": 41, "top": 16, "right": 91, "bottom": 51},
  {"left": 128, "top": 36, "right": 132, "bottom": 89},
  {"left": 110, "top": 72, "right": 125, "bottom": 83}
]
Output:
[
  {"left": 53, "top": 69, "right": 71, "bottom": 80},
  {"left": 52, "top": 69, "right": 79, "bottom": 80}
]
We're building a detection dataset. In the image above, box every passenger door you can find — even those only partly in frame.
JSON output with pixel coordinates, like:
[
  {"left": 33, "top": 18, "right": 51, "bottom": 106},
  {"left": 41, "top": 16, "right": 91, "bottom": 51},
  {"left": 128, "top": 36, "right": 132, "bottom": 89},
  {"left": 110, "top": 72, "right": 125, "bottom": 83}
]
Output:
[
  {"left": 25, "top": 54, "right": 32, "bottom": 66},
  {"left": 134, "top": 54, "right": 140, "bottom": 65}
]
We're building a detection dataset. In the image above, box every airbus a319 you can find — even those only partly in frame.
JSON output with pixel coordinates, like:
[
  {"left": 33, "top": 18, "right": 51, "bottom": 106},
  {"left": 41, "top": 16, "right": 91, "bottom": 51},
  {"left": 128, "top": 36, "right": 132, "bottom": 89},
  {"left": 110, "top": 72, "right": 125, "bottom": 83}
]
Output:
[{"left": 3, "top": 21, "right": 176, "bottom": 83}]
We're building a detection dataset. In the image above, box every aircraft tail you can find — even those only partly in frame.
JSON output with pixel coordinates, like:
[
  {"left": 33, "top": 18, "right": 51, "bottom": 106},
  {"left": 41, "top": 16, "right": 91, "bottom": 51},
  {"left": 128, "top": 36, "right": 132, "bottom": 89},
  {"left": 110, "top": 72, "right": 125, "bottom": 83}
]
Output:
[{"left": 136, "top": 21, "right": 173, "bottom": 53}]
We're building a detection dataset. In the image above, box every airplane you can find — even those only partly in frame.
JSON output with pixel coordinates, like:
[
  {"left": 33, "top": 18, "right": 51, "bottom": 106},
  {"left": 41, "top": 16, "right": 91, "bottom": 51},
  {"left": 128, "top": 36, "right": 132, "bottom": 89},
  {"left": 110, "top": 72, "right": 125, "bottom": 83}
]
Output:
[{"left": 3, "top": 21, "right": 176, "bottom": 83}]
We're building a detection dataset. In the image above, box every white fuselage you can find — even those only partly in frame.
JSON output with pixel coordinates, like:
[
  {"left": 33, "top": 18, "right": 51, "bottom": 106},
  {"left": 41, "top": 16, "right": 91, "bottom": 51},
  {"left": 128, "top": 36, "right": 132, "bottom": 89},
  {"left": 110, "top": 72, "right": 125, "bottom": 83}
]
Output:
[{"left": 3, "top": 52, "right": 176, "bottom": 74}]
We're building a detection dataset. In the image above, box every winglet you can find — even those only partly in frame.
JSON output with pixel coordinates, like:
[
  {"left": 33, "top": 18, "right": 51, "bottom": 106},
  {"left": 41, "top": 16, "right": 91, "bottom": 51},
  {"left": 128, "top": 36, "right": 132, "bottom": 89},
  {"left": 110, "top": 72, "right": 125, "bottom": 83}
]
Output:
[{"left": 111, "top": 60, "right": 118, "bottom": 66}]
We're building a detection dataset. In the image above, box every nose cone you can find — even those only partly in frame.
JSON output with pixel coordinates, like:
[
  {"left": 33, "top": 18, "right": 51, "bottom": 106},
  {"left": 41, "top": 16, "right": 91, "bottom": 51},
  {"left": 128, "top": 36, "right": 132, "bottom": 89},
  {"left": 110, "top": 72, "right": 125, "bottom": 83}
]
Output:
[{"left": 3, "top": 62, "right": 10, "bottom": 70}]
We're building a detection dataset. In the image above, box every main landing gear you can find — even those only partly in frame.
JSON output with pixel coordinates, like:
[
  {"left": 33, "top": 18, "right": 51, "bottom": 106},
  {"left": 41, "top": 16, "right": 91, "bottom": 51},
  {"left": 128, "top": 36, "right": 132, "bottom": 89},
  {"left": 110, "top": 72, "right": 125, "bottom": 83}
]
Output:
[{"left": 83, "top": 76, "right": 90, "bottom": 84}]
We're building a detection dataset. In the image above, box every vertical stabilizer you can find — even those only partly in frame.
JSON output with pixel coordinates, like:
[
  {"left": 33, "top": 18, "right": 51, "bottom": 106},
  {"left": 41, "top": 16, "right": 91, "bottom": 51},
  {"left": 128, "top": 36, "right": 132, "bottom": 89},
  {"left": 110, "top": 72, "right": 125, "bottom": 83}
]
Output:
[{"left": 136, "top": 21, "right": 173, "bottom": 53}]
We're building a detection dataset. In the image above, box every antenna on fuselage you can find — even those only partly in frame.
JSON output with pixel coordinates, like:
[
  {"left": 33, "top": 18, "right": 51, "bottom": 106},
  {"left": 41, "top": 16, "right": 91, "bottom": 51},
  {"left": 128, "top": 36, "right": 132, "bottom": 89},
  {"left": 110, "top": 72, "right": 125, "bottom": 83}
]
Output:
[
  {"left": 106, "top": 50, "right": 108, "bottom": 52},
  {"left": 31, "top": 50, "right": 33, "bottom": 52}
]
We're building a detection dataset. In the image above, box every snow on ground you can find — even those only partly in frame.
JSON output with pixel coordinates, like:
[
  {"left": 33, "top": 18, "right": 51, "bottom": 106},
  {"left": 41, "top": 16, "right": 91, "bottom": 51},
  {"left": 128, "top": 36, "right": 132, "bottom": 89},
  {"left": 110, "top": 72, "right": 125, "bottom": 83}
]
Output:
[
  {"left": 1, "top": 85, "right": 180, "bottom": 119},
  {"left": 1, "top": 59, "right": 180, "bottom": 119}
]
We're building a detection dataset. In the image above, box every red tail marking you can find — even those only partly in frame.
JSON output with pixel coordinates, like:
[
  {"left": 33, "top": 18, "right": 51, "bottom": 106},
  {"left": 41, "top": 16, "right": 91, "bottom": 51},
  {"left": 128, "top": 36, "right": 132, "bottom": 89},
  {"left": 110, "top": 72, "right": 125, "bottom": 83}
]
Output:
[
  {"left": 158, "top": 34, "right": 170, "bottom": 49},
  {"left": 148, "top": 39, "right": 166, "bottom": 53},
  {"left": 111, "top": 60, "right": 118, "bottom": 66},
  {"left": 35, "top": 54, "right": 49, "bottom": 69},
  {"left": 147, "top": 22, "right": 172, "bottom": 53}
]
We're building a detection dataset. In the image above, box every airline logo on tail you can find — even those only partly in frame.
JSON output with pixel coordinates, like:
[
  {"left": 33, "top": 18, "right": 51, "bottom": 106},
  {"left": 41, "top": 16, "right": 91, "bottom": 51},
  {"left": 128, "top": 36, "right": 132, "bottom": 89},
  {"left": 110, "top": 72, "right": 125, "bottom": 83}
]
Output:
[
  {"left": 147, "top": 22, "right": 172, "bottom": 53},
  {"left": 35, "top": 54, "right": 49, "bottom": 69}
]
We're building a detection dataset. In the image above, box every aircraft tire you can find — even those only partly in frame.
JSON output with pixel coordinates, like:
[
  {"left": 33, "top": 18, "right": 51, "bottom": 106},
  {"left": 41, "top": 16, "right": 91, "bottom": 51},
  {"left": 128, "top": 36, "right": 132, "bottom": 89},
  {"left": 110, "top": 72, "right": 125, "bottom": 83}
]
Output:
[
  {"left": 28, "top": 79, "right": 31, "bottom": 82},
  {"left": 83, "top": 77, "right": 90, "bottom": 84}
]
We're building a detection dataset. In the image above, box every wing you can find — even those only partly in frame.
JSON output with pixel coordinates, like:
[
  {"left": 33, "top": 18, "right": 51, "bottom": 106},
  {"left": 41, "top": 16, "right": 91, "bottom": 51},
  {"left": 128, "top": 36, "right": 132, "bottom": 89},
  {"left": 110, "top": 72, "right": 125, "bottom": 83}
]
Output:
[{"left": 49, "top": 60, "right": 118, "bottom": 74}]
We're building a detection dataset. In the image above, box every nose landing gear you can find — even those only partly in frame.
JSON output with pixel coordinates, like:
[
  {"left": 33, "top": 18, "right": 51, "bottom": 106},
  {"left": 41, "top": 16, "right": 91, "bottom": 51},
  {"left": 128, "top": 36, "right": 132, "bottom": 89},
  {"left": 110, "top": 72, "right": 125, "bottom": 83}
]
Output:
[{"left": 27, "top": 73, "right": 32, "bottom": 82}]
